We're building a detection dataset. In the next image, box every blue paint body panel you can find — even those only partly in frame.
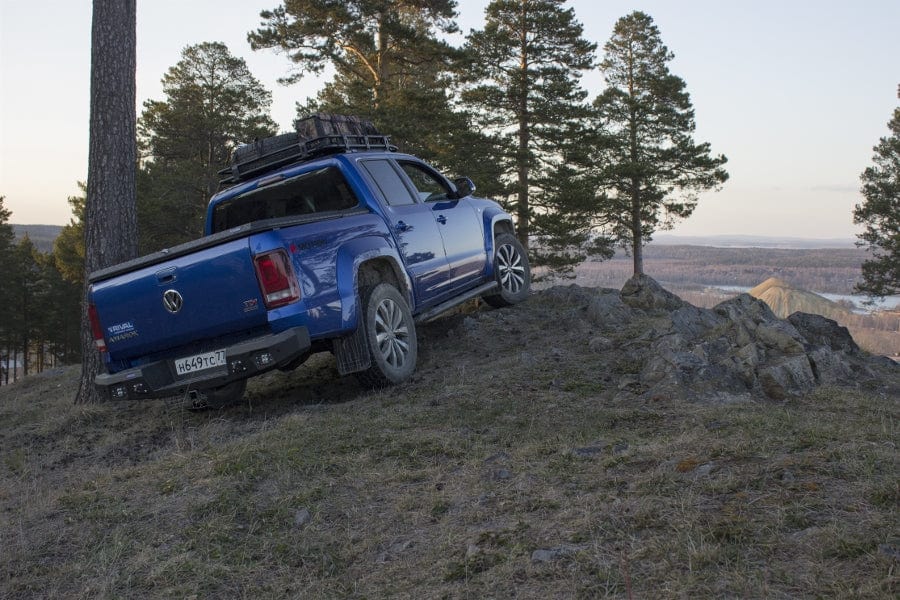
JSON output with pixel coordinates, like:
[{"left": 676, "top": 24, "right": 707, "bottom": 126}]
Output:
[{"left": 89, "top": 150, "right": 515, "bottom": 380}]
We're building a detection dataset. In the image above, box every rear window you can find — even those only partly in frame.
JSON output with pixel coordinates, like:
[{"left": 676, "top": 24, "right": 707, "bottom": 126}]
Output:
[{"left": 212, "top": 167, "right": 359, "bottom": 232}]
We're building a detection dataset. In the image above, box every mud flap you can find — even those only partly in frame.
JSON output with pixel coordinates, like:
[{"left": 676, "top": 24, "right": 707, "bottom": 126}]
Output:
[{"left": 334, "top": 323, "right": 371, "bottom": 375}]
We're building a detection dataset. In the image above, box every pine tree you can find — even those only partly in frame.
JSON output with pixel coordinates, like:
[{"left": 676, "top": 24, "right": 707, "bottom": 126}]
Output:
[
  {"left": 12, "top": 236, "right": 41, "bottom": 376},
  {"left": 35, "top": 251, "right": 81, "bottom": 367},
  {"left": 0, "top": 197, "right": 16, "bottom": 384},
  {"left": 592, "top": 11, "right": 728, "bottom": 275},
  {"left": 854, "top": 85, "right": 900, "bottom": 298},
  {"left": 249, "top": 1, "right": 500, "bottom": 192},
  {"left": 78, "top": 0, "right": 139, "bottom": 404},
  {"left": 307, "top": 56, "right": 507, "bottom": 198},
  {"left": 0, "top": 197, "right": 14, "bottom": 305},
  {"left": 249, "top": 0, "right": 458, "bottom": 108},
  {"left": 51, "top": 187, "right": 86, "bottom": 366},
  {"left": 138, "top": 42, "right": 277, "bottom": 252},
  {"left": 462, "top": 0, "right": 596, "bottom": 255},
  {"left": 53, "top": 184, "right": 86, "bottom": 284}
]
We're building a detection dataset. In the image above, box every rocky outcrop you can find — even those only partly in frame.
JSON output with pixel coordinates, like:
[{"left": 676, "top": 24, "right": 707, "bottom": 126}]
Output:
[
  {"left": 451, "top": 275, "right": 896, "bottom": 403},
  {"left": 541, "top": 275, "right": 894, "bottom": 402},
  {"left": 621, "top": 274, "right": 684, "bottom": 311}
]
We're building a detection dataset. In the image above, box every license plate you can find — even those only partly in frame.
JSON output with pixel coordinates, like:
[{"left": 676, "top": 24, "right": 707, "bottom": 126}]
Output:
[{"left": 174, "top": 349, "right": 226, "bottom": 377}]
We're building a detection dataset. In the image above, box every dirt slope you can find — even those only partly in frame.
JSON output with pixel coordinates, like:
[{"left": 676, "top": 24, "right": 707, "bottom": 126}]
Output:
[{"left": 1, "top": 284, "right": 898, "bottom": 598}]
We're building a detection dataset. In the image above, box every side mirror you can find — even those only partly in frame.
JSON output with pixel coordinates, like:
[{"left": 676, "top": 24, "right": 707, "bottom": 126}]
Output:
[{"left": 452, "top": 177, "right": 476, "bottom": 198}]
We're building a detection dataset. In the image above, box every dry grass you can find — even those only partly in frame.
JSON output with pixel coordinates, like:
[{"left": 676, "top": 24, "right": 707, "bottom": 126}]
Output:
[{"left": 1, "top": 297, "right": 898, "bottom": 598}]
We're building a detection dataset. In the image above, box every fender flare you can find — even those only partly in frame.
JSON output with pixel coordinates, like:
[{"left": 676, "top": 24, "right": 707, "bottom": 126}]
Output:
[
  {"left": 335, "top": 236, "right": 413, "bottom": 330},
  {"left": 484, "top": 213, "right": 515, "bottom": 278}
]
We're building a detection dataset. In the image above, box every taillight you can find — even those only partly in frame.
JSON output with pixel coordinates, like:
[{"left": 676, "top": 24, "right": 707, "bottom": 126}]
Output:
[
  {"left": 88, "top": 303, "right": 107, "bottom": 352},
  {"left": 253, "top": 249, "right": 300, "bottom": 308}
]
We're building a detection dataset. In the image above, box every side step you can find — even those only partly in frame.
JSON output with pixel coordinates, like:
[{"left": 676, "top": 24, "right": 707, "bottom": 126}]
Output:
[{"left": 414, "top": 281, "right": 499, "bottom": 324}]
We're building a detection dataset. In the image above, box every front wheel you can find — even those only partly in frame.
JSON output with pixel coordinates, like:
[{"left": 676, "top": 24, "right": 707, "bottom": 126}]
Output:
[
  {"left": 356, "top": 283, "right": 418, "bottom": 388},
  {"left": 483, "top": 233, "right": 531, "bottom": 308}
]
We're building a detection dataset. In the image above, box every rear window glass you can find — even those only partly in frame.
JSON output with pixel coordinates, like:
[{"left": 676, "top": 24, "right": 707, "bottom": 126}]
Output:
[{"left": 212, "top": 167, "right": 359, "bottom": 232}]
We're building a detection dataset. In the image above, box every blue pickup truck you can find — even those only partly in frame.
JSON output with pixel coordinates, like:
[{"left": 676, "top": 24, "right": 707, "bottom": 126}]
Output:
[{"left": 88, "top": 121, "right": 530, "bottom": 407}]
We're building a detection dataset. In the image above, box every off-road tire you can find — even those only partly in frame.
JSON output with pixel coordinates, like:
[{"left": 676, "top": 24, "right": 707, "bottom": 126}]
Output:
[
  {"left": 483, "top": 233, "right": 531, "bottom": 308},
  {"left": 355, "top": 283, "right": 418, "bottom": 388}
]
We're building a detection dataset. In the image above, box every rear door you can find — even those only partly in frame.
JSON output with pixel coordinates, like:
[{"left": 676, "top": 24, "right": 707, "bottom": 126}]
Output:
[{"left": 358, "top": 159, "right": 452, "bottom": 305}]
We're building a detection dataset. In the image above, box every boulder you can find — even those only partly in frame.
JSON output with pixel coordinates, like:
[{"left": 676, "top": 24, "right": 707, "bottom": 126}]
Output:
[
  {"left": 668, "top": 304, "right": 724, "bottom": 338},
  {"left": 621, "top": 274, "right": 683, "bottom": 311},
  {"left": 758, "top": 356, "right": 817, "bottom": 399},
  {"left": 755, "top": 322, "right": 806, "bottom": 355},
  {"left": 788, "top": 312, "right": 859, "bottom": 354},
  {"left": 586, "top": 289, "right": 634, "bottom": 330},
  {"left": 806, "top": 347, "right": 854, "bottom": 384}
]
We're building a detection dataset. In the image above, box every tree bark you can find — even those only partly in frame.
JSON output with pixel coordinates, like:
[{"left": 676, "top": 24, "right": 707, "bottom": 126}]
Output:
[
  {"left": 515, "top": 9, "right": 530, "bottom": 249},
  {"left": 627, "top": 44, "right": 643, "bottom": 276},
  {"left": 516, "top": 115, "right": 530, "bottom": 249},
  {"left": 76, "top": 0, "right": 138, "bottom": 404},
  {"left": 631, "top": 186, "right": 643, "bottom": 275}
]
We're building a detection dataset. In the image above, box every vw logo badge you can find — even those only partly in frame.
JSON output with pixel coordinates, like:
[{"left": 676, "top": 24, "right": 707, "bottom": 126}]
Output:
[{"left": 163, "top": 289, "right": 184, "bottom": 314}]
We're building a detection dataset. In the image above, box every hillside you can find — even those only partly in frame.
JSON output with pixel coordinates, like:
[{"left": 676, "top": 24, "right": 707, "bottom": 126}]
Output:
[
  {"left": 653, "top": 234, "right": 856, "bottom": 249},
  {"left": 749, "top": 277, "right": 851, "bottom": 320},
  {"left": 11, "top": 224, "right": 63, "bottom": 253},
  {"left": 576, "top": 244, "right": 869, "bottom": 295},
  {"left": 1, "top": 283, "right": 898, "bottom": 598}
]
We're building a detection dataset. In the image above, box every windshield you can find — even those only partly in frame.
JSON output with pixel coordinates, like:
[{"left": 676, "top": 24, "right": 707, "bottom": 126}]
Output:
[{"left": 212, "top": 167, "right": 359, "bottom": 232}]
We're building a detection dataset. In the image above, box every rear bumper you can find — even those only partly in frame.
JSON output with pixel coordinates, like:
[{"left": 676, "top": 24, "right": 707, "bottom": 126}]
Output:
[{"left": 95, "top": 326, "right": 311, "bottom": 401}]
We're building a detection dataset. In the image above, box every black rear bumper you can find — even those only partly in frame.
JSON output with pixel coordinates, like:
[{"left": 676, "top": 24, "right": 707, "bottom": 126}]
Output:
[{"left": 95, "top": 326, "right": 311, "bottom": 401}]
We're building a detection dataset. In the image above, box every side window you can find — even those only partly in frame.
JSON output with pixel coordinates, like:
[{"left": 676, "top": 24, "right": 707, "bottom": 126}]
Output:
[
  {"left": 212, "top": 167, "right": 359, "bottom": 232},
  {"left": 361, "top": 160, "right": 416, "bottom": 206},
  {"left": 398, "top": 162, "right": 451, "bottom": 202}
]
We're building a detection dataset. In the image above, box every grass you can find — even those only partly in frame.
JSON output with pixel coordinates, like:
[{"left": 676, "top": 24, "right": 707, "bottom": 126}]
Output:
[{"left": 1, "top": 298, "right": 898, "bottom": 598}]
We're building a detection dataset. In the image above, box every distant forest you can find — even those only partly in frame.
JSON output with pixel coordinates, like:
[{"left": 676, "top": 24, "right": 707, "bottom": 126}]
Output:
[
  {"left": 578, "top": 245, "right": 869, "bottom": 295},
  {"left": 10, "top": 225, "right": 872, "bottom": 296},
  {"left": 12, "top": 225, "right": 61, "bottom": 254}
]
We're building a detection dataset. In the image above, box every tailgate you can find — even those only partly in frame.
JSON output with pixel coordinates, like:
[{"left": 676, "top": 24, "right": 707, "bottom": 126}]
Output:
[{"left": 90, "top": 238, "right": 268, "bottom": 363}]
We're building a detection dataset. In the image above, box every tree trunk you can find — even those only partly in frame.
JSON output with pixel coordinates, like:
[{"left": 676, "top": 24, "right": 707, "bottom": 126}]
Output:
[
  {"left": 515, "top": 15, "right": 530, "bottom": 249},
  {"left": 374, "top": 12, "right": 388, "bottom": 110},
  {"left": 631, "top": 185, "right": 643, "bottom": 276},
  {"left": 76, "top": 0, "right": 138, "bottom": 405},
  {"left": 516, "top": 119, "right": 530, "bottom": 249},
  {"left": 627, "top": 43, "right": 643, "bottom": 276},
  {"left": 21, "top": 335, "right": 28, "bottom": 377}
]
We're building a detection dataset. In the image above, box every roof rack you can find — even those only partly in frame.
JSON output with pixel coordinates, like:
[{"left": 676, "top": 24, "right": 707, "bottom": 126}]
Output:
[{"left": 219, "top": 114, "right": 397, "bottom": 186}]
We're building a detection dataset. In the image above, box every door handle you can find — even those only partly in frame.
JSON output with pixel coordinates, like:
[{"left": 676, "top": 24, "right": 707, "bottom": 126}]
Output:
[
  {"left": 395, "top": 221, "right": 411, "bottom": 232},
  {"left": 436, "top": 215, "right": 447, "bottom": 225},
  {"left": 155, "top": 266, "right": 177, "bottom": 285}
]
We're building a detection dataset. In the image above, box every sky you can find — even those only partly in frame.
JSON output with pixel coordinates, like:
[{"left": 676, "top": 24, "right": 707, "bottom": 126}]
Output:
[{"left": 1, "top": 0, "right": 898, "bottom": 239}]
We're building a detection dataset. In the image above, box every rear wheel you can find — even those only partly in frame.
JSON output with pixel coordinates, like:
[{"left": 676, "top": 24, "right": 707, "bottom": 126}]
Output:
[
  {"left": 483, "top": 233, "right": 531, "bottom": 308},
  {"left": 356, "top": 283, "right": 418, "bottom": 388}
]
